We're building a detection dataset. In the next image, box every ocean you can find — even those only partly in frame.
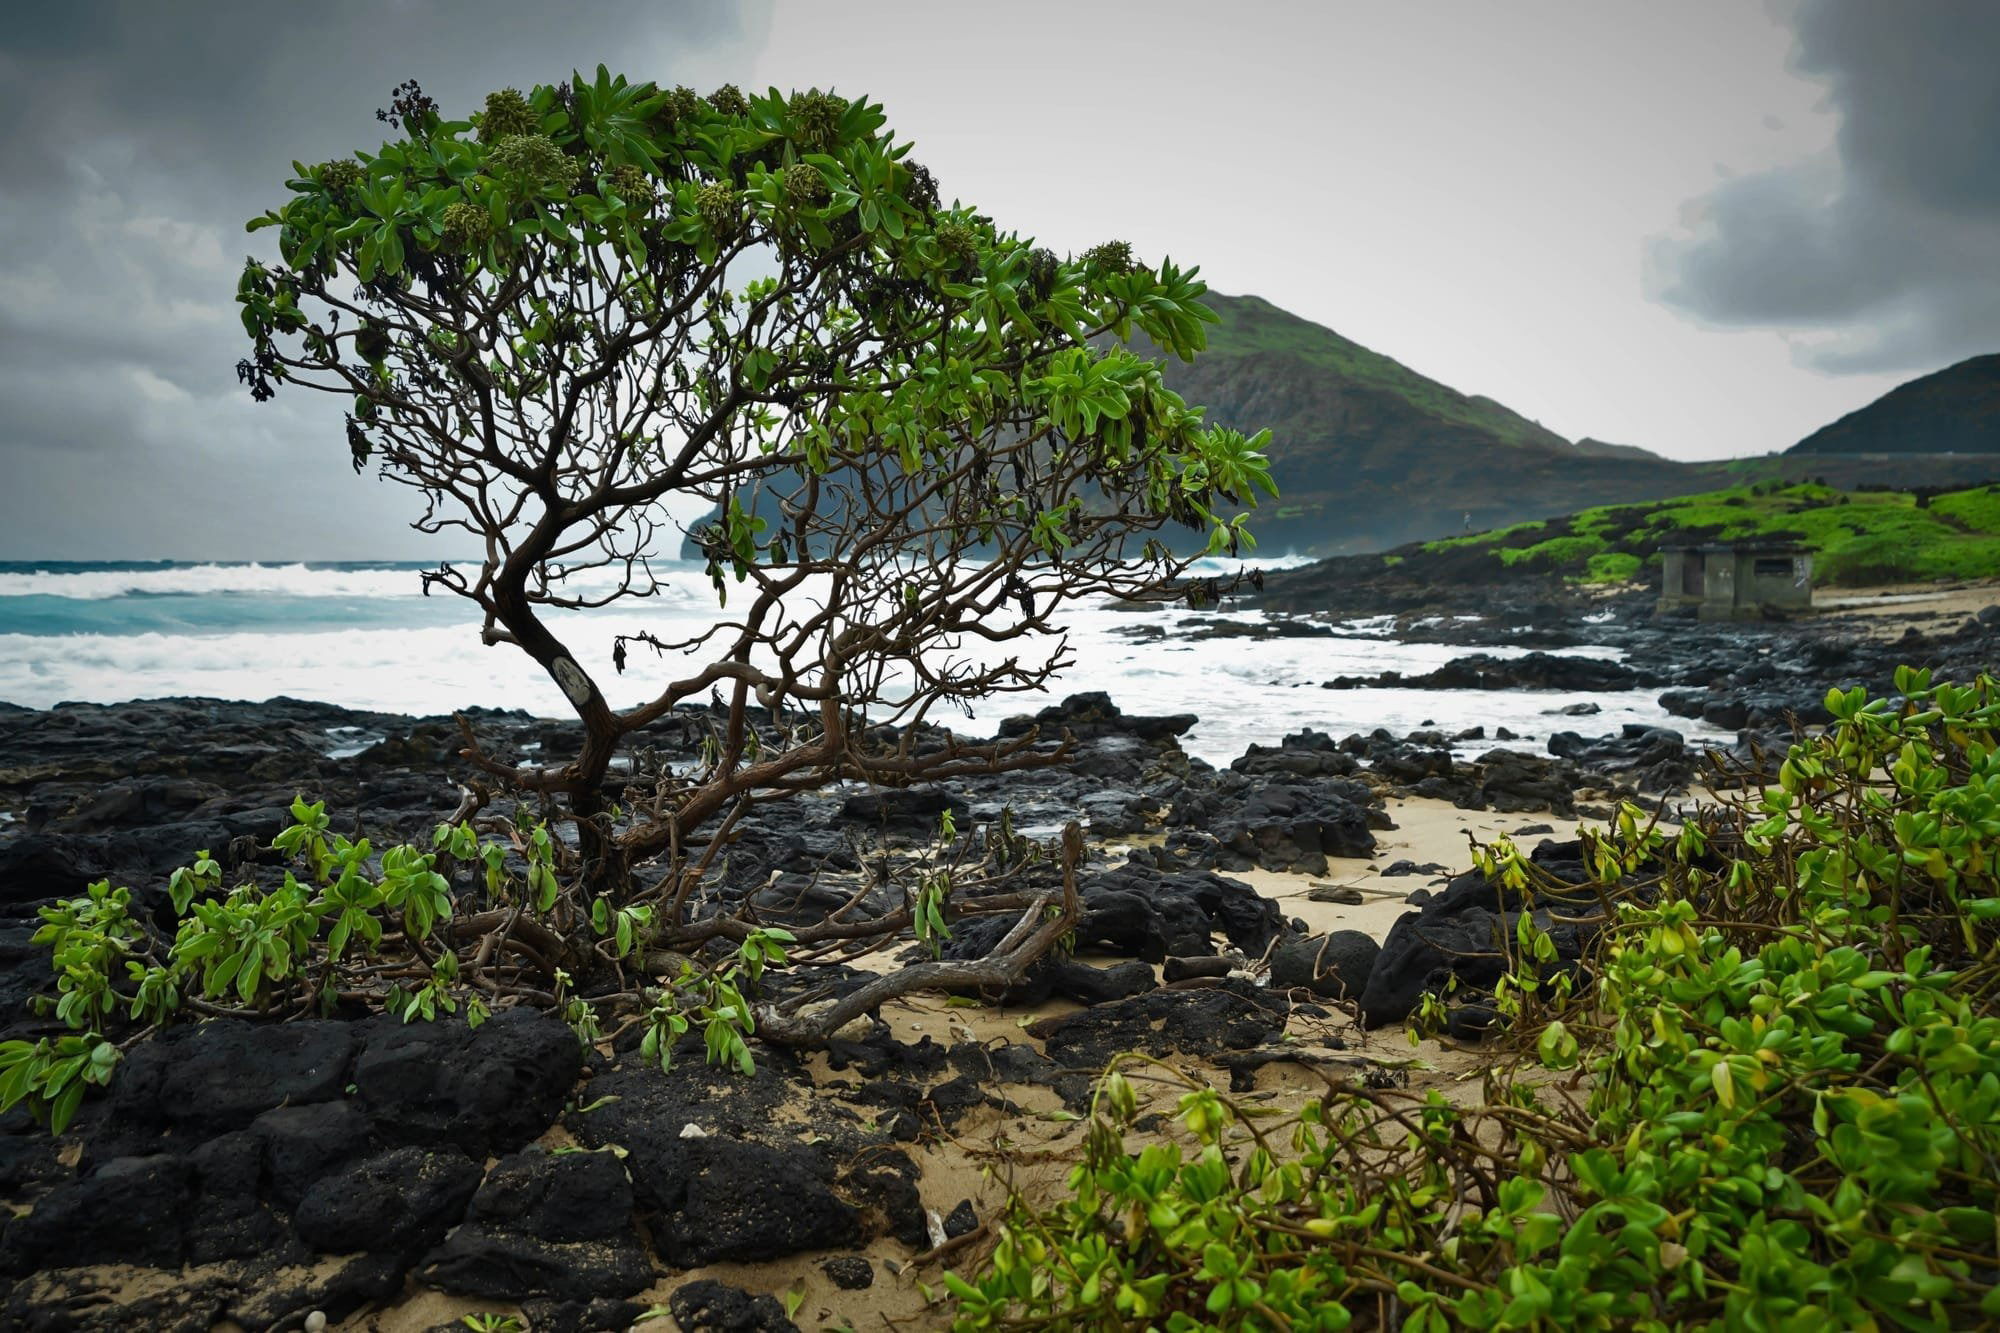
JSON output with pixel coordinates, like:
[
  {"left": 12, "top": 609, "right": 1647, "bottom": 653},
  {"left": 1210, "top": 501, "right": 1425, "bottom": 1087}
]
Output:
[{"left": 0, "top": 559, "right": 1716, "bottom": 765}]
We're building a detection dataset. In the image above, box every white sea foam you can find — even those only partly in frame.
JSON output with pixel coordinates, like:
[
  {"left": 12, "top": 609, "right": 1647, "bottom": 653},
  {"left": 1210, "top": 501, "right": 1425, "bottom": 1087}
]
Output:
[
  {"left": 0, "top": 560, "right": 720, "bottom": 604},
  {"left": 1180, "top": 551, "right": 1320, "bottom": 575},
  {"left": 0, "top": 595, "right": 1724, "bottom": 763},
  {"left": 0, "top": 546, "right": 1316, "bottom": 604},
  {"left": 0, "top": 563, "right": 429, "bottom": 601}
]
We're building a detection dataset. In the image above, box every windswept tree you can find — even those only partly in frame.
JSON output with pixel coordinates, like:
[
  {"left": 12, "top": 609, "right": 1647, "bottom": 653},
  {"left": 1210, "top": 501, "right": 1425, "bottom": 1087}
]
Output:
[{"left": 239, "top": 72, "right": 1269, "bottom": 871}]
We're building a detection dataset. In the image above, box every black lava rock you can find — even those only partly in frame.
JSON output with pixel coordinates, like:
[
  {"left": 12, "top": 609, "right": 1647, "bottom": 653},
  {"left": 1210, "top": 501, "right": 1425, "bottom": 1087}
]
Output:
[
  {"left": 0, "top": 1154, "right": 190, "bottom": 1273},
  {"left": 822, "top": 1255, "right": 874, "bottom": 1290},
  {"left": 1032, "top": 986, "right": 1286, "bottom": 1069},
  {"left": 1546, "top": 724, "right": 1696, "bottom": 793},
  {"left": 657, "top": 1138, "right": 861, "bottom": 1267},
  {"left": 419, "top": 1147, "right": 654, "bottom": 1301},
  {"left": 836, "top": 786, "right": 969, "bottom": 829},
  {"left": 943, "top": 1197, "right": 979, "bottom": 1239},
  {"left": 292, "top": 1146, "right": 482, "bottom": 1255},
  {"left": 111, "top": 1019, "right": 356, "bottom": 1134},
  {"left": 1359, "top": 859, "right": 1599, "bottom": 1027},
  {"left": 250, "top": 1100, "right": 372, "bottom": 1207},
  {"left": 1076, "top": 864, "right": 1284, "bottom": 961},
  {"left": 1172, "top": 771, "right": 1382, "bottom": 875},
  {"left": 1326, "top": 652, "right": 1641, "bottom": 693},
  {"left": 352, "top": 1008, "right": 581, "bottom": 1158},
  {"left": 669, "top": 1279, "right": 802, "bottom": 1332},
  {"left": 1268, "top": 930, "right": 1380, "bottom": 1000}
]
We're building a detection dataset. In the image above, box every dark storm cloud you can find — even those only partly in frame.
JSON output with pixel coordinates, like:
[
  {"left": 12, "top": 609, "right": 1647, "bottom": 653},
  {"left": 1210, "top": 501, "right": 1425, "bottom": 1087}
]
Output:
[
  {"left": 0, "top": 1, "right": 768, "bottom": 558},
  {"left": 1649, "top": 0, "right": 2000, "bottom": 374}
]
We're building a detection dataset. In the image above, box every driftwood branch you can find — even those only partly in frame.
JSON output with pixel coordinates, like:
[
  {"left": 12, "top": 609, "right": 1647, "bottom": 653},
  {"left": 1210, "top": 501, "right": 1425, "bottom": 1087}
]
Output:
[
  {"left": 755, "top": 823, "right": 1084, "bottom": 1047},
  {"left": 443, "top": 779, "right": 490, "bottom": 827}
]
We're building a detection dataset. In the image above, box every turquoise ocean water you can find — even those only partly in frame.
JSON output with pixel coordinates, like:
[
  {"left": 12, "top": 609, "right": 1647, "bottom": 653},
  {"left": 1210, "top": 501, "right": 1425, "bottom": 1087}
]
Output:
[{"left": 0, "top": 559, "right": 1712, "bottom": 764}]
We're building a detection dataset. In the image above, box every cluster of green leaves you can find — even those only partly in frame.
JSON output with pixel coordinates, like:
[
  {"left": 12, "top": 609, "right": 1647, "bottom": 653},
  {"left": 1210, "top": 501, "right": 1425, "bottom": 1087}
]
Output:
[
  {"left": 953, "top": 667, "right": 2000, "bottom": 1330},
  {"left": 459, "top": 1315, "right": 526, "bottom": 1333},
  {"left": 239, "top": 68, "right": 1273, "bottom": 571},
  {"left": 636, "top": 927, "right": 793, "bottom": 1076},
  {"left": 913, "top": 868, "right": 955, "bottom": 959},
  {"left": 0, "top": 1033, "right": 118, "bottom": 1136},
  {"left": 3, "top": 796, "right": 801, "bottom": 1132},
  {"left": 908, "top": 807, "right": 969, "bottom": 960}
]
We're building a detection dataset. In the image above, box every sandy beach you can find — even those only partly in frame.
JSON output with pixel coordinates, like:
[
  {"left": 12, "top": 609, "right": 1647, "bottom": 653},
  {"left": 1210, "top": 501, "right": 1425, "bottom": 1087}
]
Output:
[
  {"left": 345, "top": 795, "right": 1587, "bottom": 1331},
  {"left": 1809, "top": 578, "right": 2000, "bottom": 637}
]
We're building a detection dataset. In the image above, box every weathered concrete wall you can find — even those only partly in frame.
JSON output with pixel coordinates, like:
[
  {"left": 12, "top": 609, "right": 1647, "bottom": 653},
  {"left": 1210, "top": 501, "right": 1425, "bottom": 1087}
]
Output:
[
  {"left": 1663, "top": 544, "right": 1813, "bottom": 619},
  {"left": 1739, "top": 551, "right": 1812, "bottom": 611},
  {"left": 1656, "top": 548, "right": 1705, "bottom": 612}
]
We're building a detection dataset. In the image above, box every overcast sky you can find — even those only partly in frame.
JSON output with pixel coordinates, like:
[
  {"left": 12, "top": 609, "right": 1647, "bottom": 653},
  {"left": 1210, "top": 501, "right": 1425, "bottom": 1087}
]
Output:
[{"left": 3, "top": 0, "right": 1996, "bottom": 560}]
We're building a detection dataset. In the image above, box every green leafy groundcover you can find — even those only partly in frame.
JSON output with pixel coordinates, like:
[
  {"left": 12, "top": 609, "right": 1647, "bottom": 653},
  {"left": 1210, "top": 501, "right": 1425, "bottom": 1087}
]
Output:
[
  {"left": 0, "top": 801, "right": 800, "bottom": 1134},
  {"left": 1418, "top": 481, "right": 2000, "bottom": 586},
  {"left": 950, "top": 667, "right": 2000, "bottom": 1330}
]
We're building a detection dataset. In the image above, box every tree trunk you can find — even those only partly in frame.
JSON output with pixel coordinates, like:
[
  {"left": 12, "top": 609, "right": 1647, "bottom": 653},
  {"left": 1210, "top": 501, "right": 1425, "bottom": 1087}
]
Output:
[{"left": 491, "top": 587, "right": 628, "bottom": 893}]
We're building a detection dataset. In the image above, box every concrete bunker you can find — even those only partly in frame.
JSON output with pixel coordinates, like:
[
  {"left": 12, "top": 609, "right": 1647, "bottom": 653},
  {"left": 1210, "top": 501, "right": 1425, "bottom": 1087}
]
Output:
[{"left": 1657, "top": 540, "right": 1812, "bottom": 620}]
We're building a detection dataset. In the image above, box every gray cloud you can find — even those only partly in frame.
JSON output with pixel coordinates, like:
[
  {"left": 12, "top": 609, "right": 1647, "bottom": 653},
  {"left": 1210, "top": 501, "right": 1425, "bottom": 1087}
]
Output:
[
  {"left": 1649, "top": 0, "right": 2000, "bottom": 375},
  {"left": 0, "top": 0, "right": 769, "bottom": 559}
]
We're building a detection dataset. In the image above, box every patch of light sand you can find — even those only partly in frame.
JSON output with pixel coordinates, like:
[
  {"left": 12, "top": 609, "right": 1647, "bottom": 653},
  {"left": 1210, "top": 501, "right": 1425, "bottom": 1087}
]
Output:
[
  {"left": 1815, "top": 578, "right": 2000, "bottom": 639},
  {"left": 1227, "top": 796, "right": 1591, "bottom": 939}
]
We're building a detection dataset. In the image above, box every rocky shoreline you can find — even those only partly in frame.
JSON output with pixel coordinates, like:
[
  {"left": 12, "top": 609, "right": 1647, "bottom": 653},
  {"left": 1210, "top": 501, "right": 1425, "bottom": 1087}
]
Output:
[{"left": 0, "top": 589, "right": 1993, "bottom": 1331}]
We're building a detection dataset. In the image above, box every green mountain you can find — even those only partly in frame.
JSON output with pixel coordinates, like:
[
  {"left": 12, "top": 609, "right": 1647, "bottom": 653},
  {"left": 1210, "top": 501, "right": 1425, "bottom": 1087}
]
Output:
[
  {"left": 1159, "top": 294, "right": 1999, "bottom": 556},
  {"left": 1175, "top": 295, "right": 1576, "bottom": 454},
  {"left": 1152, "top": 294, "right": 1691, "bottom": 554},
  {"left": 1789, "top": 354, "right": 2000, "bottom": 455},
  {"left": 1572, "top": 436, "right": 1664, "bottom": 461}
]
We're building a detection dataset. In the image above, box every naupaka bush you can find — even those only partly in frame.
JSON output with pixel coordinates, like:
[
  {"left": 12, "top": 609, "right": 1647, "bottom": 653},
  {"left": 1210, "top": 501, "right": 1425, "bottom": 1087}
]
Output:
[{"left": 954, "top": 666, "right": 2000, "bottom": 1330}]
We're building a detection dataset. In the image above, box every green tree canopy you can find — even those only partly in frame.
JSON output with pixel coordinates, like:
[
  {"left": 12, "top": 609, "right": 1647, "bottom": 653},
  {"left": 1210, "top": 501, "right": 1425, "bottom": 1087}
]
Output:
[{"left": 235, "top": 70, "right": 1271, "bottom": 976}]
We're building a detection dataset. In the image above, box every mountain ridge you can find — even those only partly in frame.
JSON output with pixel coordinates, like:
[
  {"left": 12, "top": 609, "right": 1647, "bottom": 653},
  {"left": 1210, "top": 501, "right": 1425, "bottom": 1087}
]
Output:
[
  {"left": 1160, "top": 293, "right": 1994, "bottom": 555},
  {"left": 1153, "top": 293, "right": 1692, "bottom": 552},
  {"left": 1788, "top": 353, "right": 2000, "bottom": 455}
]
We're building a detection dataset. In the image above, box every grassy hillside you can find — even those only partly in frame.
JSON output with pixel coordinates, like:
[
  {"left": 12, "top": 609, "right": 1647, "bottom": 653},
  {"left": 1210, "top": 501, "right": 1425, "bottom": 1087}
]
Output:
[
  {"left": 1154, "top": 294, "right": 1704, "bottom": 553},
  {"left": 1135, "top": 293, "right": 2000, "bottom": 557},
  {"left": 1195, "top": 295, "right": 1580, "bottom": 455},
  {"left": 1417, "top": 481, "right": 2000, "bottom": 586}
]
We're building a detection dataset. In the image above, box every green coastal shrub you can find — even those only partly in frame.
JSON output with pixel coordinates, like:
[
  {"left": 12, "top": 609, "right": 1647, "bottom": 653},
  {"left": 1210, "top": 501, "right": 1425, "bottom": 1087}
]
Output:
[
  {"left": 1578, "top": 550, "right": 1642, "bottom": 584},
  {"left": 1422, "top": 482, "right": 2000, "bottom": 587},
  {"left": 237, "top": 69, "right": 1271, "bottom": 904},
  {"left": 0, "top": 795, "right": 815, "bottom": 1130},
  {"left": 952, "top": 667, "right": 2000, "bottom": 1330},
  {"left": 211, "top": 68, "right": 1263, "bottom": 1084},
  {"left": 1496, "top": 534, "right": 1604, "bottom": 570},
  {"left": 0, "top": 780, "right": 1033, "bottom": 1133}
]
